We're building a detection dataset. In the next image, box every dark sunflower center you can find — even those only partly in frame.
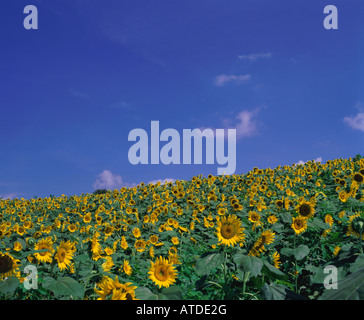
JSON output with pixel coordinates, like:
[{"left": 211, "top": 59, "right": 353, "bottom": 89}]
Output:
[
  {"left": 58, "top": 249, "right": 66, "bottom": 261},
  {"left": 0, "top": 254, "right": 13, "bottom": 274},
  {"left": 221, "top": 224, "right": 235, "bottom": 239},
  {"left": 155, "top": 267, "right": 168, "bottom": 281},
  {"left": 295, "top": 220, "right": 303, "bottom": 229},
  {"left": 354, "top": 174, "right": 364, "bottom": 183},
  {"left": 39, "top": 245, "right": 49, "bottom": 256},
  {"left": 299, "top": 204, "right": 311, "bottom": 217}
]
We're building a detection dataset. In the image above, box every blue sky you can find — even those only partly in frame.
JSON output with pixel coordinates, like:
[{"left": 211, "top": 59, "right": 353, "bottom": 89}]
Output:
[{"left": 0, "top": 0, "right": 363, "bottom": 199}]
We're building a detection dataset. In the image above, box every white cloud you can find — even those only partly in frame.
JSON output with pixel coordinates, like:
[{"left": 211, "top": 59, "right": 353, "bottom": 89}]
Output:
[
  {"left": 92, "top": 171, "right": 176, "bottom": 190},
  {"left": 220, "top": 108, "right": 260, "bottom": 140},
  {"left": 110, "top": 100, "right": 131, "bottom": 110},
  {"left": 0, "top": 193, "right": 19, "bottom": 200},
  {"left": 147, "top": 178, "right": 176, "bottom": 185},
  {"left": 343, "top": 112, "right": 364, "bottom": 132},
  {"left": 234, "top": 109, "right": 260, "bottom": 139},
  {"left": 214, "top": 74, "right": 251, "bottom": 87},
  {"left": 238, "top": 52, "right": 272, "bottom": 62},
  {"left": 197, "top": 108, "right": 261, "bottom": 141},
  {"left": 93, "top": 170, "right": 124, "bottom": 190},
  {"left": 296, "top": 157, "right": 323, "bottom": 165}
]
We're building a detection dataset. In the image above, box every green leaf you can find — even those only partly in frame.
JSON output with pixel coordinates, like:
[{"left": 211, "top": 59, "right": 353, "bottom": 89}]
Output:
[
  {"left": 158, "top": 286, "right": 183, "bottom": 300},
  {"left": 0, "top": 276, "right": 20, "bottom": 296},
  {"left": 74, "top": 253, "right": 91, "bottom": 263},
  {"left": 135, "top": 287, "right": 158, "bottom": 300},
  {"left": 349, "top": 254, "right": 364, "bottom": 274},
  {"left": 308, "top": 218, "right": 332, "bottom": 230},
  {"left": 281, "top": 245, "right": 310, "bottom": 261},
  {"left": 207, "top": 238, "right": 218, "bottom": 246},
  {"left": 319, "top": 266, "right": 364, "bottom": 300},
  {"left": 261, "top": 283, "right": 307, "bottom": 300},
  {"left": 43, "top": 276, "right": 84, "bottom": 298},
  {"left": 262, "top": 260, "right": 287, "bottom": 280},
  {"left": 271, "top": 223, "right": 284, "bottom": 233},
  {"left": 233, "top": 253, "right": 263, "bottom": 278},
  {"left": 281, "top": 212, "right": 292, "bottom": 224},
  {"left": 195, "top": 251, "right": 224, "bottom": 276},
  {"left": 310, "top": 264, "right": 345, "bottom": 285}
]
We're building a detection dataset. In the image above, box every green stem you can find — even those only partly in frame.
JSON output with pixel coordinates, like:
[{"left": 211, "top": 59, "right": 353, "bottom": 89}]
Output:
[
  {"left": 208, "top": 281, "right": 223, "bottom": 289},
  {"left": 222, "top": 249, "right": 229, "bottom": 299},
  {"left": 243, "top": 291, "right": 258, "bottom": 300},
  {"left": 49, "top": 258, "right": 56, "bottom": 277},
  {"left": 242, "top": 271, "right": 250, "bottom": 296},
  {"left": 293, "top": 233, "right": 298, "bottom": 294}
]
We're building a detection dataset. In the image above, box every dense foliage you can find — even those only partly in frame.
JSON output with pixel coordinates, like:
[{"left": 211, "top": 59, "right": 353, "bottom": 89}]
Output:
[{"left": 1, "top": 155, "right": 364, "bottom": 300}]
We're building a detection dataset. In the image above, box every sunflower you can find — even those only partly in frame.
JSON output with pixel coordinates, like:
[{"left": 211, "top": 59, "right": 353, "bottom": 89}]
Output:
[
  {"left": 0, "top": 252, "right": 20, "bottom": 279},
  {"left": 111, "top": 282, "right": 138, "bottom": 300},
  {"left": 90, "top": 233, "right": 102, "bottom": 255},
  {"left": 55, "top": 240, "right": 76, "bottom": 271},
  {"left": 339, "top": 179, "right": 346, "bottom": 187},
  {"left": 333, "top": 246, "right": 341, "bottom": 257},
  {"left": 103, "top": 225, "right": 114, "bottom": 237},
  {"left": 132, "top": 227, "right": 141, "bottom": 238},
  {"left": 13, "top": 241, "right": 23, "bottom": 252},
  {"left": 169, "top": 246, "right": 178, "bottom": 255},
  {"left": 168, "top": 253, "right": 181, "bottom": 265},
  {"left": 346, "top": 213, "right": 364, "bottom": 240},
  {"left": 149, "top": 246, "right": 155, "bottom": 258},
  {"left": 296, "top": 198, "right": 315, "bottom": 219},
  {"left": 248, "top": 211, "right": 262, "bottom": 230},
  {"left": 324, "top": 214, "right": 334, "bottom": 227},
  {"left": 353, "top": 173, "right": 364, "bottom": 184},
  {"left": 122, "top": 260, "right": 133, "bottom": 276},
  {"left": 94, "top": 276, "right": 115, "bottom": 300},
  {"left": 291, "top": 216, "right": 308, "bottom": 235},
  {"left": 134, "top": 239, "right": 146, "bottom": 252},
  {"left": 171, "top": 237, "right": 179, "bottom": 245},
  {"left": 148, "top": 256, "right": 177, "bottom": 288},
  {"left": 102, "top": 256, "right": 114, "bottom": 272},
  {"left": 34, "top": 237, "right": 54, "bottom": 263},
  {"left": 338, "top": 190, "right": 349, "bottom": 202},
  {"left": 104, "top": 247, "right": 114, "bottom": 255},
  {"left": 232, "top": 202, "right": 243, "bottom": 211},
  {"left": 17, "top": 226, "right": 26, "bottom": 236},
  {"left": 120, "top": 236, "right": 128, "bottom": 250},
  {"left": 272, "top": 251, "right": 281, "bottom": 269},
  {"left": 248, "top": 230, "right": 275, "bottom": 256},
  {"left": 267, "top": 214, "right": 278, "bottom": 224},
  {"left": 259, "top": 229, "right": 275, "bottom": 245},
  {"left": 216, "top": 214, "right": 245, "bottom": 247},
  {"left": 67, "top": 224, "right": 77, "bottom": 233}
]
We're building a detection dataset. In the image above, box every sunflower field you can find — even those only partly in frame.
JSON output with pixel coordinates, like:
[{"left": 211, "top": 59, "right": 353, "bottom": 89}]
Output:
[{"left": 1, "top": 155, "right": 364, "bottom": 300}]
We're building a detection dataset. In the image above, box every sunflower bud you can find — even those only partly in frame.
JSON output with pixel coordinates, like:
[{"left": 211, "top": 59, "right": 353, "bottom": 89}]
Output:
[
  {"left": 352, "top": 218, "right": 364, "bottom": 234},
  {"left": 26, "top": 237, "right": 36, "bottom": 246}
]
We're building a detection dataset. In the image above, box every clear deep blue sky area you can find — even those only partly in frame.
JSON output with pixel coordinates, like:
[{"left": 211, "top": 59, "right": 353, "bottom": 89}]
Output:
[{"left": 0, "top": 0, "right": 363, "bottom": 199}]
